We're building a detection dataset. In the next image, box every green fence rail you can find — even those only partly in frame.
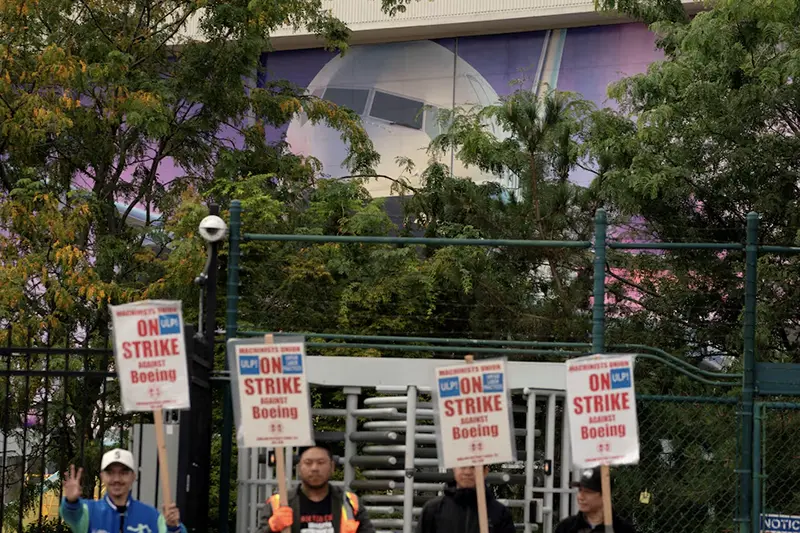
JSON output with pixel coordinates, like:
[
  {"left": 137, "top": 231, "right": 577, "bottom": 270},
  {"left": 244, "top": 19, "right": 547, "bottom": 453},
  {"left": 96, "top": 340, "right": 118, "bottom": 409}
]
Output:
[{"left": 220, "top": 200, "right": 800, "bottom": 533}]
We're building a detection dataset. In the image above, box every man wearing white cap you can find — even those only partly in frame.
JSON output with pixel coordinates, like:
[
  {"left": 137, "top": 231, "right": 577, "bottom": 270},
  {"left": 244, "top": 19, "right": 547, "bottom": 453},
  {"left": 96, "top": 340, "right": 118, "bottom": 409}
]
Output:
[{"left": 60, "top": 448, "right": 186, "bottom": 533}]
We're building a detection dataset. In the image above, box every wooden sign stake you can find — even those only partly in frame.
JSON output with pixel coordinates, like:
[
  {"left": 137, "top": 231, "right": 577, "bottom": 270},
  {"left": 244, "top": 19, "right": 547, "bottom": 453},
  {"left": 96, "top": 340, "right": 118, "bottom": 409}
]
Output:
[
  {"left": 153, "top": 409, "right": 173, "bottom": 508},
  {"left": 601, "top": 464, "right": 615, "bottom": 533},
  {"left": 465, "top": 354, "right": 490, "bottom": 533},
  {"left": 265, "top": 334, "right": 290, "bottom": 533}
]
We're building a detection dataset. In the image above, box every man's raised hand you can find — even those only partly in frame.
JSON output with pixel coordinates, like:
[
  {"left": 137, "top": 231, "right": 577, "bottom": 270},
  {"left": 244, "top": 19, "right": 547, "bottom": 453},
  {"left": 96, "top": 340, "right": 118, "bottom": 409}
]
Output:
[{"left": 63, "top": 465, "right": 83, "bottom": 503}]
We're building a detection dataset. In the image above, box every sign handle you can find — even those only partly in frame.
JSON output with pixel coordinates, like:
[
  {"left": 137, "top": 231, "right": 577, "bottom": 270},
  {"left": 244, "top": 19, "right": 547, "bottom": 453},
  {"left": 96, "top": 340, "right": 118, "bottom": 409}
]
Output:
[
  {"left": 601, "top": 465, "right": 615, "bottom": 533},
  {"left": 265, "top": 334, "right": 291, "bottom": 533},
  {"left": 274, "top": 447, "right": 290, "bottom": 533},
  {"left": 474, "top": 466, "right": 490, "bottom": 533},
  {"left": 153, "top": 409, "right": 173, "bottom": 508},
  {"left": 465, "top": 355, "right": 490, "bottom": 533}
]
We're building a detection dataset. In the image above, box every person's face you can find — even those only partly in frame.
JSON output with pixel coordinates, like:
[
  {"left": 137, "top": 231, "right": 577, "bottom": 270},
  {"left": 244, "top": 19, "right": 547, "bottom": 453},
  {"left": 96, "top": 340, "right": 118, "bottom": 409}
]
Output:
[
  {"left": 100, "top": 464, "right": 135, "bottom": 499},
  {"left": 453, "top": 466, "right": 489, "bottom": 489},
  {"left": 577, "top": 486, "right": 603, "bottom": 514},
  {"left": 298, "top": 447, "right": 333, "bottom": 489}
]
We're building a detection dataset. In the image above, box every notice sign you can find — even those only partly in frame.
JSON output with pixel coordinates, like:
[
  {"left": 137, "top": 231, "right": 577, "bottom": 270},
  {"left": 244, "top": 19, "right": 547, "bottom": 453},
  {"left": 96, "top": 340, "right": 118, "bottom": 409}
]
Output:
[
  {"left": 110, "top": 300, "right": 191, "bottom": 413},
  {"left": 433, "top": 358, "right": 515, "bottom": 469},
  {"left": 227, "top": 337, "right": 314, "bottom": 448},
  {"left": 761, "top": 514, "right": 800, "bottom": 533},
  {"left": 566, "top": 354, "right": 640, "bottom": 468}
]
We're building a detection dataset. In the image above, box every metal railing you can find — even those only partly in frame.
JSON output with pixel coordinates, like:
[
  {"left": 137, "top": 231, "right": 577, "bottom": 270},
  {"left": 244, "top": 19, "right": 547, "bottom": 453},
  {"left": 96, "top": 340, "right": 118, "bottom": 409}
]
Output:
[
  {"left": 220, "top": 200, "right": 800, "bottom": 533},
  {"left": 0, "top": 329, "right": 176, "bottom": 533}
]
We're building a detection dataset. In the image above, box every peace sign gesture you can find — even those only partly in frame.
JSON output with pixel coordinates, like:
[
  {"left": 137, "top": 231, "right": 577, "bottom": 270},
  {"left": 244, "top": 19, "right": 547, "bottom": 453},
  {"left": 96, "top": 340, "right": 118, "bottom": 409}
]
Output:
[{"left": 63, "top": 465, "right": 83, "bottom": 503}]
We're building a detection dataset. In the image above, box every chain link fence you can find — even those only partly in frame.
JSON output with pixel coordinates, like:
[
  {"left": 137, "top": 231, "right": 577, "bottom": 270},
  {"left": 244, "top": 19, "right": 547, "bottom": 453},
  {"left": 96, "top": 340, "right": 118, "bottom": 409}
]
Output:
[
  {"left": 613, "top": 396, "right": 740, "bottom": 533},
  {"left": 761, "top": 404, "right": 800, "bottom": 519}
]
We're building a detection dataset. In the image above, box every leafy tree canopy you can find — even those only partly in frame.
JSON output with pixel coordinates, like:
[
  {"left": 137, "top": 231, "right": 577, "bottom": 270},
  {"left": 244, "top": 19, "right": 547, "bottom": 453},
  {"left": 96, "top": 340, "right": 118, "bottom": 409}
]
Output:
[
  {"left": 0, "top": 0, "right": 379, "bottom": 339},
  {"left": 0, "top": 1, "right": 378, "bottom": 526},
  {"left": 586, "top": 0, "right": 800, "bottom": 367}
]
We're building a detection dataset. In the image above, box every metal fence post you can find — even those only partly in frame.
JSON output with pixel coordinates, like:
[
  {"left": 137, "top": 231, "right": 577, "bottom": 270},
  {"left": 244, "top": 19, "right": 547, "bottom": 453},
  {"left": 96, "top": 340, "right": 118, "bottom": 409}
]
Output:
[
  {"left": 403, "top": 386, "right": 418, "bottom": 533},
  {"left": 741, "top": 211, "right": 758, "bottom": 533},
  {"left": 523, "top": 389, "right": 537, "bottom": 533},
  {"left": 220, "top": 200, "right": 242, "bottom": 533},
  {"left": 543, "top": 393, "right": 557, "bottom": 533},
  {"left": 343, "top": 387, "right": 361, "bottom": 489},
  {"left": 592, "top": 208, "right": 607, "bottom": 354}
]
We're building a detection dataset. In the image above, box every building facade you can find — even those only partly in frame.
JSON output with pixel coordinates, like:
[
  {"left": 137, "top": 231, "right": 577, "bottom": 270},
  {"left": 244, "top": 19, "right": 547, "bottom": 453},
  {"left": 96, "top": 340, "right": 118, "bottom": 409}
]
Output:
[{"left": 187, "top": 0, "right": 695, "bottom": 197}]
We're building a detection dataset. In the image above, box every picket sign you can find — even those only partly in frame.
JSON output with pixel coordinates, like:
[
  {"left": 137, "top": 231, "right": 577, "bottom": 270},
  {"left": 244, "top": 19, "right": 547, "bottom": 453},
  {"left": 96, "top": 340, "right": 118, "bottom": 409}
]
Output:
[
  {"left": 433, "top": 354, "right": 515, "bottom": 533},
  {"left": 226, "top": 332, "right": 314, "bottom": 532},
  {"left": 566, "top": 354, "right": 640, "bottom": 533},
  {"left": 110, "top": 300, "right": 192, "bottom": 508}
]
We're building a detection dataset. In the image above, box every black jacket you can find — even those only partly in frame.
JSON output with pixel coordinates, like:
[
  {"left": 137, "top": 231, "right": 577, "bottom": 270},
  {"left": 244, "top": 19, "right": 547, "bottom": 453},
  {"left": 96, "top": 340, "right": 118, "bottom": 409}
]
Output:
[
  {"left": 415, "top": 482, "right": 515, "bottom": 533},
  {"left": 258, "top": 485, "right": 375, "bottom": 533},
  {"left": 555, "top": 512, "right": 637, "bottom": 533}
]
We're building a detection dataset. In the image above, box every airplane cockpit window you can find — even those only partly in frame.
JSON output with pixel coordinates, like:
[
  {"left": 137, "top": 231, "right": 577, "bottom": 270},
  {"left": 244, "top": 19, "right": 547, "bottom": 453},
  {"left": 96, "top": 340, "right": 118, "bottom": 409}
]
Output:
[
  {"left": 370, "top": 91, "right": 424, "bottom": 130},
  {"left": 322, "top": 87, "right": 371, "bottom": 115},
  {"left": 423, "top": 106, "right": 442, "bottom": 140}
]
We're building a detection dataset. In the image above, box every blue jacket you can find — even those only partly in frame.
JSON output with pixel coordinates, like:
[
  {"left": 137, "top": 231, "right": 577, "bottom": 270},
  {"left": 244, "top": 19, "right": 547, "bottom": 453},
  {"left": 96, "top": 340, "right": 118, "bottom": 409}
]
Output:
[{"left": 59, "top": 494, "right": 187, "bottom": 533}]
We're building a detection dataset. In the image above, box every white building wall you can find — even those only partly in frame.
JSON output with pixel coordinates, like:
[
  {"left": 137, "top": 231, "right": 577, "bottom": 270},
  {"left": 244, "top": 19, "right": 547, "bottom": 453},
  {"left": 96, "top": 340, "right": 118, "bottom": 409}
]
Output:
[{"left": 178, "top": 0, "right": 701, "bottom": 50}]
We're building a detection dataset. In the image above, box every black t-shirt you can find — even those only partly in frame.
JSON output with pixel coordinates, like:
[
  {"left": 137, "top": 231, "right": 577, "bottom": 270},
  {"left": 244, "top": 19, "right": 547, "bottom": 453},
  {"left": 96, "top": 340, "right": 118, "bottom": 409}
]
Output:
[
  {"left": 298, "top": 491, "right": 334, "bottom": 533},
  {"left": 555, "top": 513, "right": 637, "bottom": 533}
]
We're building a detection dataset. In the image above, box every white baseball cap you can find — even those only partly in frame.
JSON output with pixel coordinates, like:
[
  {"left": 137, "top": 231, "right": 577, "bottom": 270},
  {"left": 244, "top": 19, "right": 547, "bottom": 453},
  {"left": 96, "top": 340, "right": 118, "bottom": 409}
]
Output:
[{"left": 101, "top": 448, "right": 136, "bottom": 471}]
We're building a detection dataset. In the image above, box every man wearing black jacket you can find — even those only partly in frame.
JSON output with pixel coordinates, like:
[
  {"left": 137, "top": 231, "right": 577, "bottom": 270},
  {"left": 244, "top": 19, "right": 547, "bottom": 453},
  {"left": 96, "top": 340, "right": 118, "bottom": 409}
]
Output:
[
  {"left": 555, "top": 467, "right": 637, "bottom": 533},
  {"left": 416, "top": 465, "right": 515, "bottom": 533}
]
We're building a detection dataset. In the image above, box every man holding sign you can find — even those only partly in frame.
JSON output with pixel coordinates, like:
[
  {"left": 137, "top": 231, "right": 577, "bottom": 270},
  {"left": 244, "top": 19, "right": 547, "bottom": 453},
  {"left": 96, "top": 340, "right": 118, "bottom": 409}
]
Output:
[
  {"left": 555, "top": 467, "right": 636, "bottom": 533},
  {"left": 565, "top": 354, "right": 641, "bottom": 533},
  {"left": 433, "top": 356, "right": 516, "bottom": 533},
  {"left": 110, "top": 300, "right": 191, "bottom": 517},
  {"left": 416, "top": 465, "right": 514, "bottom": 533},
  {"left": 258, "top": 444, "right": 374, "bottom": 533},
  {"left": 60, "top": 448, "right": 186, "bottom": 533}
]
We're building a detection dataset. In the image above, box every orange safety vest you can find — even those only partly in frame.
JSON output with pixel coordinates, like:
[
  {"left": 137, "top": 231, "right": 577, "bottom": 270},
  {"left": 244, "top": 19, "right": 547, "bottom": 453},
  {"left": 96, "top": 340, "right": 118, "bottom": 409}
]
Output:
[{"left": 267, "top": 491, "right": 360, "bottom": 533}]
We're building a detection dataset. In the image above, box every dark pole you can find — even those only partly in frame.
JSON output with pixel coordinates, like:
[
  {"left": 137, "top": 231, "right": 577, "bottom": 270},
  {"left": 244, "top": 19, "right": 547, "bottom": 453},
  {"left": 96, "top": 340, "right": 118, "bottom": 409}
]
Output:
[
  {"left": 219, "top": 200, "right": 242, "bottom": 533},
  {"left": 176, "top": 204, "right": 220, "bottom": 532}
]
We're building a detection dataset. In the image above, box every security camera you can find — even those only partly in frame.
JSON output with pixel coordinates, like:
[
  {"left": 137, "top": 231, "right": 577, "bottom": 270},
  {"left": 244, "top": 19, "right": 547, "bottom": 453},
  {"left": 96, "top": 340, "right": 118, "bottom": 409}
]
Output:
[{"left": 198, "top": 215, "right": 228, "bottom": 243}]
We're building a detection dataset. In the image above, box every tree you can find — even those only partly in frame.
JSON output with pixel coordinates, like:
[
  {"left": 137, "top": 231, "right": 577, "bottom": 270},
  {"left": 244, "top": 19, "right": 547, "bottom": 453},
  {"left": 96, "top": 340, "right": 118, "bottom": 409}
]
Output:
[
  {"left": 218, "top": 87, "right": 602, "bottom": 349},
  {"left": 0, "top": 0, "right": 379, "bottom": 527},
  {"left": 421, "top": 89, "right": 599, "bottom": 301},
  {"left": 0, "top": 0, "right": 379, "bottom": 332},
  {"left": 588, "top": 0, "right": 800, "bottom": 366}
]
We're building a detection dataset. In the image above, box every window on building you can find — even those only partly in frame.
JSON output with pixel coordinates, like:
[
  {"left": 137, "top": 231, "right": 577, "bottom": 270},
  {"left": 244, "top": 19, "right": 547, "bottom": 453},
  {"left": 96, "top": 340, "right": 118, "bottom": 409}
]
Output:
[
  {"left": 322, "top": 87, "right": 370, "bottom": 115},
  {"left": 370, "top": 91, "right": 424, "bottom": 130}
]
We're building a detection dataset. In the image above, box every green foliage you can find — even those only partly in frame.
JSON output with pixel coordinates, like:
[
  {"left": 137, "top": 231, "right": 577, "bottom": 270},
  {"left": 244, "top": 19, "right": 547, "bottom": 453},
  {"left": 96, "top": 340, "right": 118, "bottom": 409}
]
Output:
[
  {"left": 0, "top": 1, "right": 378, "bottom": 531},
  {"left": 587, "top": 0, "right": 800, "bottom": 367},
  {"left": 24, "top": 517, "right": 63, "bottom": 533}
]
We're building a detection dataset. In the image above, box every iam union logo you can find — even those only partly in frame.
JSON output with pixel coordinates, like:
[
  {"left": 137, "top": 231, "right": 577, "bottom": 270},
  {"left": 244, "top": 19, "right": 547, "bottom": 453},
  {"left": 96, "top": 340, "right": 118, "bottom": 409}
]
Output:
[{"left": 148, "top": 386, "right": 161, "bottom": 399}]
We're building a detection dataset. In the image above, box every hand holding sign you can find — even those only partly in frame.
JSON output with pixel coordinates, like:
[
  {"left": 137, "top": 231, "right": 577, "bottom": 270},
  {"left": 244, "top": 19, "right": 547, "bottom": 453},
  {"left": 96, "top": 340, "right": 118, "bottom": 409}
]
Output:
[{"left": 163, "top": 503, "right": 181, "bottom": 528}]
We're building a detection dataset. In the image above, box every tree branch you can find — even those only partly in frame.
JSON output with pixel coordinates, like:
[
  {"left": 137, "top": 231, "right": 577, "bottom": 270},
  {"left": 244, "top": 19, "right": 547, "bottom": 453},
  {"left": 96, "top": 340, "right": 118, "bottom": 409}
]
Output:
[{"left": 76, "top": 0, "right": 123, "bottom": 51}]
